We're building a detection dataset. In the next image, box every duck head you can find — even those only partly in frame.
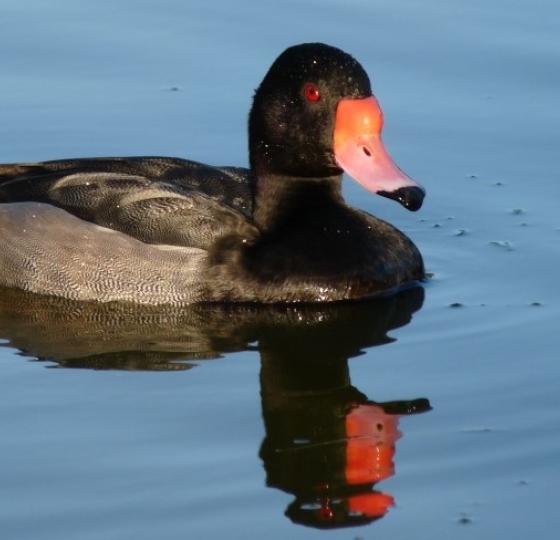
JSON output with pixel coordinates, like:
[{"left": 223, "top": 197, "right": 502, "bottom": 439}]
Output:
[{"left": 249, "top": 43, "right": 424, "bottom": 211}]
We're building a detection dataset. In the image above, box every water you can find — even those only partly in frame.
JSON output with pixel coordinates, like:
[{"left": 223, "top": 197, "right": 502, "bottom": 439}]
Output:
[{"left": 1, "top": 0, "right": 559, "bottom": 538}]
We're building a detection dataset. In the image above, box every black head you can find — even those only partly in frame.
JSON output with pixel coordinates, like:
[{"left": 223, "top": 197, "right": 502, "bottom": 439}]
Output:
[
  {"left": 249, "top": 43, "right": 372, "bottom": 177},
  {"left": 249, "top": 43, "right": 425, "bottom": 211}
]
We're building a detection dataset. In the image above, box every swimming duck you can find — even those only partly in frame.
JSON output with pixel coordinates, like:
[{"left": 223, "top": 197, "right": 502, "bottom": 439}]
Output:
[{"left": 0, "top": 43, "right": 425, "bottom": 304}]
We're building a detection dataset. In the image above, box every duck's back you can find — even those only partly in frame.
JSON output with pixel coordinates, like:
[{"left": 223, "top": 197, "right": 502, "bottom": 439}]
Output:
[{"left": 0, "top": 157, "right": 254, "bottom": 250}]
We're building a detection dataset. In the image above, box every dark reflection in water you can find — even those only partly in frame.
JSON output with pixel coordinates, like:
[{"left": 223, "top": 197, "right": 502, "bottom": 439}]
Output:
[
  {"left": 0, "top": 286, "right": 431, "bottom": 529},
  {"left": 257, "top": 290, "right": 430, "bottom": 528}
]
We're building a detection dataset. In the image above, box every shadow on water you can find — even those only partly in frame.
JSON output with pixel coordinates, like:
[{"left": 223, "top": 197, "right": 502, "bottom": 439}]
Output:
[{"left": 0, "top": 286, "right": 431, "bottom": 530}]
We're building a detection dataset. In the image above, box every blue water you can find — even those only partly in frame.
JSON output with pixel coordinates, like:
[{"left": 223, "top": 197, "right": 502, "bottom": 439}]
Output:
[{"left": 1, "top": 0, "right": 559, "bottom": 538}]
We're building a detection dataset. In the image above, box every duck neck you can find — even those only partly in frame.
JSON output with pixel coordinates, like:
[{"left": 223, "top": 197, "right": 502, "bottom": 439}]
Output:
[{"left": 253, "top": 173, "right": 344, "bottom": 231}]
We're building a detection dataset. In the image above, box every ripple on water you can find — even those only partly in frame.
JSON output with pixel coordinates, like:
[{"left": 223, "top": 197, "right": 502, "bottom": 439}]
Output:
[{"left": 489, "top": 240, "right": 514, "bottom": 251}]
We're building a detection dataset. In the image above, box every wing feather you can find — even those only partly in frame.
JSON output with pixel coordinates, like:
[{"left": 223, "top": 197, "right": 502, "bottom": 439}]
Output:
[{"left": 0, "top": 158, "right": 256, "bottom": 249}]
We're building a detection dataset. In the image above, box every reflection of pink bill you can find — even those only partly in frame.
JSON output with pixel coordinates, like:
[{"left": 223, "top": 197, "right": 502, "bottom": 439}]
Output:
[{"left": 344, "top": 403, "right": 402, "bottom": 517}]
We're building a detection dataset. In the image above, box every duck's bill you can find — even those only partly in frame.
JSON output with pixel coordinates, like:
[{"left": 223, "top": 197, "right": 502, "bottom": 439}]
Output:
[{"left": 333, "top": 96, "right": 425, "bottom": 211}]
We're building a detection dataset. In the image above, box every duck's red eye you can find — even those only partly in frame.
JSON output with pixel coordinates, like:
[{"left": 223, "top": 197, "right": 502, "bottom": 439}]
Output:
[{"left": 304, "top": 82, "right": 321, "bottom": 102}]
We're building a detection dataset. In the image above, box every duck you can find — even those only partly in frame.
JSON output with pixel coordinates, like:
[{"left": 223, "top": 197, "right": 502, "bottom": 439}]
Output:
[{"left": 0, "top": 43, "right": 425, "bottom": 305}]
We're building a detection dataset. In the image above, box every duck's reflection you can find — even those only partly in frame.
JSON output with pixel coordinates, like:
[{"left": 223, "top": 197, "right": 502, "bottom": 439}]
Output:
[
  {"left": 0, "top": 286, "right": 431, "bottom": 529},
  {"left": 257, "top": 290, "right": 430, "bottom": 528}
]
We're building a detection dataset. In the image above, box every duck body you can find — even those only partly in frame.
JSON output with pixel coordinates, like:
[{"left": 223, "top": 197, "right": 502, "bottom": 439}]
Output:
[{"left": 0, "top": 44, "right": 425, "bottom": 304}]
